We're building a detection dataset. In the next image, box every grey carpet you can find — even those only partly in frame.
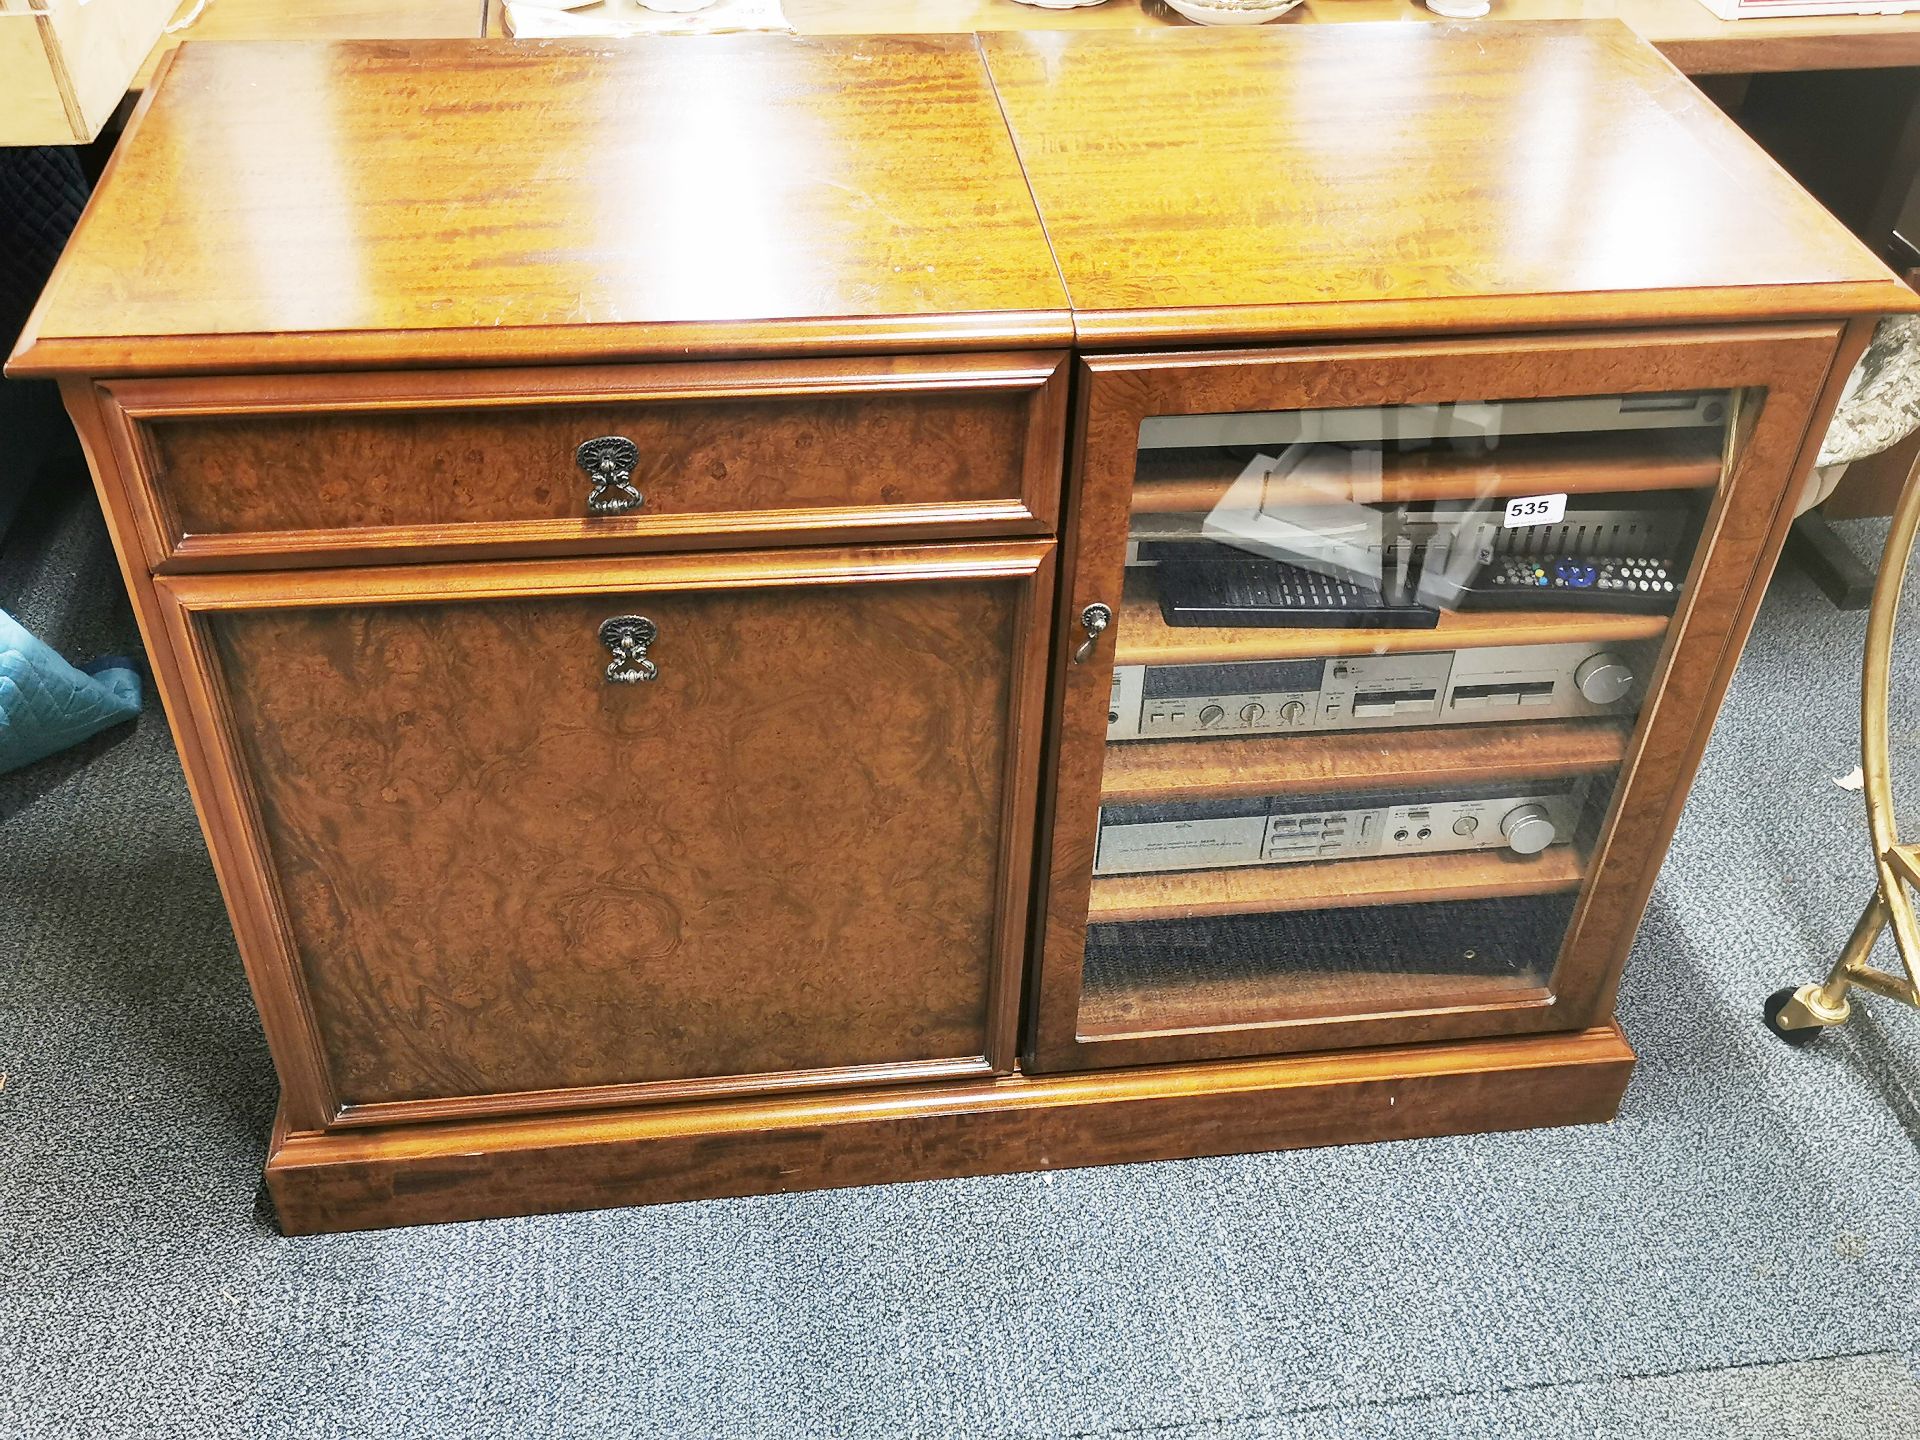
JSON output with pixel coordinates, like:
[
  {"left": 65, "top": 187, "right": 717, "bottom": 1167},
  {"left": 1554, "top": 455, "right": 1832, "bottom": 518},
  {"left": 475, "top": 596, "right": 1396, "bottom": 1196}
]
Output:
[{"left": 3, "top": 486, "right": 1919, "bottom": 1439}]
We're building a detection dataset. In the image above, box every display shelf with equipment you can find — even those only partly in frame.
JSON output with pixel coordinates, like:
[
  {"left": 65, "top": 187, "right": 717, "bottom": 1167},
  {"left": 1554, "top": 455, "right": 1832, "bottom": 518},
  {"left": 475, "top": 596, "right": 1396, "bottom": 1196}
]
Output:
[
  {"left": 1111, "top": 574, "right": 1673, "bottom": 664},
  {"left": 1033, "top": 333, "right": 1815, "bottom": 1072},
  {"left": 1050, "top": 375, "right": 1733, "bottom": 1062},
  {"left": 1044, "top": 345, "right": 1764, "bottom": 1066}
]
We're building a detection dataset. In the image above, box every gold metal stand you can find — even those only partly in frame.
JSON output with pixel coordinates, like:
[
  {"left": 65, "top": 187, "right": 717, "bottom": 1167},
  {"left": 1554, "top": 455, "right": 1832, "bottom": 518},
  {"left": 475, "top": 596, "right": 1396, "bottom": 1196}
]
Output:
[{"left": 1766, "top": 461, "right": 1920, "bottom": 1042}]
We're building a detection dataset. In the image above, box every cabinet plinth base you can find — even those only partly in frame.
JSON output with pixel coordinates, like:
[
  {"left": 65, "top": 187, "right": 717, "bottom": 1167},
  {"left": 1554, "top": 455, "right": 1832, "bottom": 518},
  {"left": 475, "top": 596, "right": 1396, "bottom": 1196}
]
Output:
[{"left": 264, "top": 1024, "right": 1634, "bottom": 1234}]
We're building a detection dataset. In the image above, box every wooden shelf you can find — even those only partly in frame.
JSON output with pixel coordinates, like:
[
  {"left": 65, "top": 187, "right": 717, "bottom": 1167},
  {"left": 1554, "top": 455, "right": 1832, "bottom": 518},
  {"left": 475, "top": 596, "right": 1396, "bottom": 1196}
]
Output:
[
  {"left": 1112, "top": 571, "right": 1671, "bottom": 665},
  {"left": 1099, "top": 719, "right": 1629, "bottom": 807},
  {"left": 1130, "top": 431, "right": 1723, "bottom": 515},
  {"left": 1079, "top": 967, "right": 1553, "bottom": 1039},
  {"left": 1088, "top": 843, "right": 1587, "bottom": 924}
]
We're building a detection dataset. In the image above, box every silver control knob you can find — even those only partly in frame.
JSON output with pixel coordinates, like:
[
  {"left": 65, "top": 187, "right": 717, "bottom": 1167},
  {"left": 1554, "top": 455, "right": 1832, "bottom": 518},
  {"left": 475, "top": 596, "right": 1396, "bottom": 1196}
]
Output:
[
  {"left": 1199, "top": 703, "right": 1225, "bottom": 726},
  {"left": 1240, "top": 702, "right": 1266, "bottom": 724},
  {"left": 1278, "top": 700, "right": 1307, "bottom": 723},
  {"left": 1574, "top": 652, "right": 1634, "bottom": 706},
  {"left": 1500, "top": 804, "right": 1556, "bottom": 856}
]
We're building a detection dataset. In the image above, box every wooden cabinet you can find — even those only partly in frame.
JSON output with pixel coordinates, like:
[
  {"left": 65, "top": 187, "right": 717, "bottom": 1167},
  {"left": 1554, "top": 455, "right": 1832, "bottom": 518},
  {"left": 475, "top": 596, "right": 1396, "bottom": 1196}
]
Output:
[{"left": 9, "top": 26, "right": 1914, "bottom": 1232}]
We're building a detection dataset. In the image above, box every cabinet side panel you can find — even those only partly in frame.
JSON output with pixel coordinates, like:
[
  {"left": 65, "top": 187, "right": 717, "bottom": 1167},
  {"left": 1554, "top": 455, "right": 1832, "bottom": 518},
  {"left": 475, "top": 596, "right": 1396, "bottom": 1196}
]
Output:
[{"left": 57, "top": 379, "right": 342, "bottom": 1130}]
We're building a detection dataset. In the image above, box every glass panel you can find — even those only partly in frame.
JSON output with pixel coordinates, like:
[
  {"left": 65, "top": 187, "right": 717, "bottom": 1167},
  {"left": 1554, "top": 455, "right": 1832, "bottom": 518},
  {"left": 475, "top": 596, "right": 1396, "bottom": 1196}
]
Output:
[{"left": 1085, "top": 388, "right": 1745, "bottom": 1039}]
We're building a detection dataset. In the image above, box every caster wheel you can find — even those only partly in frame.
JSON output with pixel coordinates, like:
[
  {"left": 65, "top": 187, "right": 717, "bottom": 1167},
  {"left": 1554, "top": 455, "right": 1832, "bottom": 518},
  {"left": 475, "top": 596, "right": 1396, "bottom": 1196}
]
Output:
[{"left": 1764, "top": 986, "right": 1825, "bottom": 1046}]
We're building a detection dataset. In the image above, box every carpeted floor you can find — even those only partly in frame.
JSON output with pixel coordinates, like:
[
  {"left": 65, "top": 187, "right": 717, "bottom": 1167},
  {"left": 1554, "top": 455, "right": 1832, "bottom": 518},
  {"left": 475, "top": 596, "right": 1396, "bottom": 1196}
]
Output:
[{"left": 3, "top": 480, "right": 1918, "bottom": 1439}]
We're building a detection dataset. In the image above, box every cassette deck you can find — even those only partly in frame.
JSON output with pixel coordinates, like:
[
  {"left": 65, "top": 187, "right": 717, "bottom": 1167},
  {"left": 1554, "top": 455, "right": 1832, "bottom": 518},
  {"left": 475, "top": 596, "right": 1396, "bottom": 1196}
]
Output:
[
  {"left": 1092, "top": 781, "right": 1590, "bottom": 877},
  {"left": 1107, "top": 641, "right": 1643, "bottom": 741}
]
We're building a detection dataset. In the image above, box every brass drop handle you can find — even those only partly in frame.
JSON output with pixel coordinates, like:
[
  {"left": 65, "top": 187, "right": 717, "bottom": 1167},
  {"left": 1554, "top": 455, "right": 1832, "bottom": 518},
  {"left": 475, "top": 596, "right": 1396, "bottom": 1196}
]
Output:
[
  {"left": 576, "top": 436, "right": 644, "bottom": 516},
  {"left": 1073, "top": 602, "right": 1113, "bottom": 664},
  {"left": 599, "top": 615, "right": 658, "bottom": 685}
]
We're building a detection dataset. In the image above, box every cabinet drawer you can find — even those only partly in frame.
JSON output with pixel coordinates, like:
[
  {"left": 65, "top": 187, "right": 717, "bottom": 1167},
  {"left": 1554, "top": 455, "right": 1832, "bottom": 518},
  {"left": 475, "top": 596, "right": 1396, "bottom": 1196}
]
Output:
[
  {"left": 99, "top": 354, "right": 1067, "bottom": 571},
  {"left": 153, "top": 542, "right": 1052, "bottom": 1126}
]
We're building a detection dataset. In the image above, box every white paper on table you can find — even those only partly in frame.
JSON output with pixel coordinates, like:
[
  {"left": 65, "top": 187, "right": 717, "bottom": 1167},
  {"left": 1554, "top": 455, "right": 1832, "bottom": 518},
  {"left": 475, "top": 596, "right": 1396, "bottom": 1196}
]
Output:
[{"left": 504, "top": 0, "right": 791, "bottom": 37}]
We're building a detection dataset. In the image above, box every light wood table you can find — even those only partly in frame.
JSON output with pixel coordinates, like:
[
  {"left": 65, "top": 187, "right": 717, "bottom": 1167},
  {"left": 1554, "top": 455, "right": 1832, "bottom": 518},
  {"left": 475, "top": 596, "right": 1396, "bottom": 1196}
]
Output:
[
  {"left": 477, "top": 0, "right": 1920, "bottom": 75},
  {"left": 139, "top": 0, "right": 1920, "bottom": 83},
  {"left": 137, "top": 0, "right": 489, "bottom": 88}
]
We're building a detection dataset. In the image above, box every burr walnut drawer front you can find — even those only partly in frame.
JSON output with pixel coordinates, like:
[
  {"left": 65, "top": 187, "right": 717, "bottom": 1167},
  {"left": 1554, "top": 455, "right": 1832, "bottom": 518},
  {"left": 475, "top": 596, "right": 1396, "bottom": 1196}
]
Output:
[
  {"left": 154, "top": 542, "right": 1053, "bottom": 1124},
  {"left": 97, "top": 353, "right": 1067, "bottom": 571}
]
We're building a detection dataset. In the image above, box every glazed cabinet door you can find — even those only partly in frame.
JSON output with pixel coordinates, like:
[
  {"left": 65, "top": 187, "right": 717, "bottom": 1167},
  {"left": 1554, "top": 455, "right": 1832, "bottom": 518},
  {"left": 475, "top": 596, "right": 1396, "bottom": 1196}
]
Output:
[
  {"left": 153, "top": 542, "right": 1052, "bottom": 1128},
  {"left": 1030, "top": 326, "right": 1848, "bottom": 1072}
]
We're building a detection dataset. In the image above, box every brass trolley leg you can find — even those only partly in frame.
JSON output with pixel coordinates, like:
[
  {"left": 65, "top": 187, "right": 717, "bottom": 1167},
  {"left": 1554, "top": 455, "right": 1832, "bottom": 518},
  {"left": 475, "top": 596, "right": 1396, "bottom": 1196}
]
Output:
[
  {"left": 1765, "top": 892, "right": 1888, "bottom": 1043},
  {"left": 1765, "top": 355, "right": 1920, "bottom": 1045}
]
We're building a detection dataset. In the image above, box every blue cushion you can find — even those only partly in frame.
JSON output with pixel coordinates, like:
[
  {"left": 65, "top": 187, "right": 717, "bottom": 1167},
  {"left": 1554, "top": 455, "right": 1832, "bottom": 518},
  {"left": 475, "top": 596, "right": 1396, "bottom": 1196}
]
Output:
[{"left": 0, "top": 608, "right": 141, "bottom": 775}]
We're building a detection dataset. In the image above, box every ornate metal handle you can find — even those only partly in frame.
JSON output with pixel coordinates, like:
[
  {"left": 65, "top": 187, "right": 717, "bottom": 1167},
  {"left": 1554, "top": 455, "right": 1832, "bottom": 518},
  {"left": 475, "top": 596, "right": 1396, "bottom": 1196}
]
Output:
[
  {"left": 1073, "top": 602, "right": 1112, "bottom": 664},
  {"left": 599, "top": 615, "right": 658, "bottom": 685},
  {"left": 576, "top": 437, "right": 644, "bottom": 516}
]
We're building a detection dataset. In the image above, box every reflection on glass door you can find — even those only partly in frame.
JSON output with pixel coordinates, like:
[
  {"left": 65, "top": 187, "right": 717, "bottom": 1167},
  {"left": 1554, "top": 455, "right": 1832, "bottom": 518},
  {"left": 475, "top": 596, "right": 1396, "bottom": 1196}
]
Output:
[{"left": 1081, "top": 389, "right": 1738, "bottom": 1040}]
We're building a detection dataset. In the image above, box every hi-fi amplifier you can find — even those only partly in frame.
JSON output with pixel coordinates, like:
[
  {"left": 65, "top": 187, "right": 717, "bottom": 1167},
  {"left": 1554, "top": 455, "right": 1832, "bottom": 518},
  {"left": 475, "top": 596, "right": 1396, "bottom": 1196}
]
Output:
[
  {"left": 1107, "top": 641, "right": 1643, "bottom": 741},
  {"left": 1092, "top": 781, "right": 1588, "bottom": 877}
]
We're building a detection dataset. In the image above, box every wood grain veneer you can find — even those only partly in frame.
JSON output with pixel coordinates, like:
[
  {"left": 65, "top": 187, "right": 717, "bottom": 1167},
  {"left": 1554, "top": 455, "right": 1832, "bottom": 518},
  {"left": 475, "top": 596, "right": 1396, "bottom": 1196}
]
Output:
[
  {"left": 9, "top": 36, "right": 1071, "bottom": 377},
  {"left": 97, "top": 353, "right": 1067, "bottom": 570},
  {"left": 156, "top": 541, "right": 1055, "bottom": 1123},
  {"left": 980, "top": 24, "right": 1912, "bottom": 348},
  {"left": 263, "top": 1023, "right": 1637, "bottom": 1233}
]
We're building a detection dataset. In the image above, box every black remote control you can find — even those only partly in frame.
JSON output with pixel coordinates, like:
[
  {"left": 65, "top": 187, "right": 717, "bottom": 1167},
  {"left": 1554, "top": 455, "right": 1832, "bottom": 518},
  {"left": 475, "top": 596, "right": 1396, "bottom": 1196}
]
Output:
[{"left": 1157, "top": 560, "right": 1441, "bottom": 630}]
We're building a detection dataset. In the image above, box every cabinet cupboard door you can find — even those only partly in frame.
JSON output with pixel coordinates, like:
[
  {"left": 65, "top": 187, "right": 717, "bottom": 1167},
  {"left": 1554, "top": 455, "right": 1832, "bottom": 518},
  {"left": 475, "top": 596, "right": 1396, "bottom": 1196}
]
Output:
[
  {"left": 1031, "top": 326, "right": 1845, "bottom": 1072},
  {"left": 155, "top": 543, "right": 1052, "bottom": 1128}
]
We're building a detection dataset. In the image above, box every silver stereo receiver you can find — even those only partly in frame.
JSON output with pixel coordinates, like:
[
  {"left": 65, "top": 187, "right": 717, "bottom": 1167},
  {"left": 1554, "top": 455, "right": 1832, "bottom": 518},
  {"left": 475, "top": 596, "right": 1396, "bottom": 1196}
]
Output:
[
  {"left": 1092, "top": 781, "right": 1588, "bottom": 877},
  {"left": 1107, "top": 641, "right": 1644, "bottom": 741},
  {"left": 1136, "top": 391, "right": 1729, "bottom": 453}
]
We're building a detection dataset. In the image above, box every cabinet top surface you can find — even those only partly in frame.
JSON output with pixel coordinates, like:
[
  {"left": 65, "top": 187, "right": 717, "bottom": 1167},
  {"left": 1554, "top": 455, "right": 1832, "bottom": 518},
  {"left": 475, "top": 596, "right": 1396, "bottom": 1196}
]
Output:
[
  {"left": 10, "top": 36, "right": 1072, "bottom": 376},
  {"left": 982, "top": 22, "right": 1910, "bottom": 346}
]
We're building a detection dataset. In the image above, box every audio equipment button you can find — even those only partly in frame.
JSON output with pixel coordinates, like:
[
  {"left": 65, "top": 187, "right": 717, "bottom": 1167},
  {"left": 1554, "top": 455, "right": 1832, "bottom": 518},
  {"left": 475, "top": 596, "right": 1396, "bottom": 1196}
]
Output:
[
  {"left": 1575, "top": 652, "right": 1634, "bottom": 705},
  {"left": 1500, "top": 804, "right": 1557, "bottom": 855}
]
